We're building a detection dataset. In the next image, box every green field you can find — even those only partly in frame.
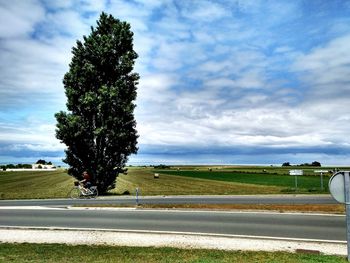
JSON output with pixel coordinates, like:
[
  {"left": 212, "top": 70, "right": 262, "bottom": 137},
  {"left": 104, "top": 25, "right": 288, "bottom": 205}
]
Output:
[
  {"left": 0, "top": 243, "right": 346, "bottom": 263},
  {"left": 155, "top": 170, "right": 329, "bottom": 192},
  {"left": 0, "top": 166, "right": 342, "bottom": 199}
]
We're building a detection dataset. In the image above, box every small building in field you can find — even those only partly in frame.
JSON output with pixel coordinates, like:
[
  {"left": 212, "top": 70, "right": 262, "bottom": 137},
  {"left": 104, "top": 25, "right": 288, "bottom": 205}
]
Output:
[{"left": 32, "top": 164, "right": 56, "bottom": 170}]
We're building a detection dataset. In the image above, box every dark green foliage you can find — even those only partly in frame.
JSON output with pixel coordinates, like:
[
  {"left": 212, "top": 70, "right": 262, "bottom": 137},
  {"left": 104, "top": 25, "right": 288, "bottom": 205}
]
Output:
[
  {"left": 36, "top": 159, "right": 51, "bottom": 165},
  {"left": 1, "top": 164, "right": 32, "bottom": 169},
  {"left": 298, "top": 161, "right": 321, "bottom": 167},
  {"left": 153, "top": 164, "right": 171, "bottom": 169},
  {"left": 19, "top": 164, "right": 32, "bottom": 169},
  {"left": 281, "top": 161, "right": 321, "bottom": 167},
  {"left": 55, "top": 13, "right": 139, "bottom": 193},
  {"left": 311, "top": 161, "right": 321, "bottom": 167}
]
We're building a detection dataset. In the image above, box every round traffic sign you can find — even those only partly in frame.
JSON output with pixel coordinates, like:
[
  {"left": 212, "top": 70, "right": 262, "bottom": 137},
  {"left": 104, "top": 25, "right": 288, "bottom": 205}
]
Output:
[{"left": 329, "top": 171, "right": 349, "bottom": 204}]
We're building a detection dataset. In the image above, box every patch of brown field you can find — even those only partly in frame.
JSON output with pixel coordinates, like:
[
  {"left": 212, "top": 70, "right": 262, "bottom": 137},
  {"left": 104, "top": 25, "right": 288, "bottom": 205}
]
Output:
[
  {"left": 76, "top": 203, "right": 345, "bottom": 214},
  {"left": 140, "top": 204, "right": 345, "bottom": 214}
]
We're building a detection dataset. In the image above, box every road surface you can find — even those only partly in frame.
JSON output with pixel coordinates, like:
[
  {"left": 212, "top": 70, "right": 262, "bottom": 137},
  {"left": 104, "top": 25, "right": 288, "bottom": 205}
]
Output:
[
  {"left": 0, "top": 195, "right": 336, "bottom": 207},
  {"left": 0, "top": 208, "right": 345, "bottom": 241}
]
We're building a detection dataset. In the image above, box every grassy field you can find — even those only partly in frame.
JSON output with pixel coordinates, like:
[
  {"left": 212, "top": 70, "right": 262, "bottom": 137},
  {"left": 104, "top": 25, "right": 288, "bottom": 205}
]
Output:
[
  {"left": 0, "top": 165, "right": 342, "bottom": 199},
  {"left": 112, "top": 167, "right": 283, "bottom": 195},
  {"left": 0, "top": 243, "right": 346, "bottom": 263},
  {"left": 155, "top": 170, "right": 329, "bottom": 192},
  {"left": 0, "top": 170, "right": 74, "bottom": 199},
  {"left": 113, "top": 166, "right": 335, "bottom": 195}
]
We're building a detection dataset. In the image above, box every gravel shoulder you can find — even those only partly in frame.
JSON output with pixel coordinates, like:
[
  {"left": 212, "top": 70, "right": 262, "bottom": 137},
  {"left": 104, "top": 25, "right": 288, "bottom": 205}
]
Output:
[{"left": 0, "top": 227, "right": 346, "bottom": 256}]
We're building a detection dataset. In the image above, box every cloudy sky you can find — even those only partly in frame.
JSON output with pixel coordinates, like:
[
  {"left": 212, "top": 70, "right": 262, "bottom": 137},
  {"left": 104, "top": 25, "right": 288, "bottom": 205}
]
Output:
[{"left": 1, "top": 0, "right": 350, "bottom": 166}]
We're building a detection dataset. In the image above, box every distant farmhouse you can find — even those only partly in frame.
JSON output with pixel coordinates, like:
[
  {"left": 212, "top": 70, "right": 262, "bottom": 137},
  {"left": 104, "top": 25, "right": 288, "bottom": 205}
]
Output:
[
  {"left": 32, "top": 164, "right": 56, "bottom": 170},
  {"left": 1, "top": 160, "right": 57, "bottom": 171},
  {"left": 32, "top": 159, "right": 56, "bottom": 170}
]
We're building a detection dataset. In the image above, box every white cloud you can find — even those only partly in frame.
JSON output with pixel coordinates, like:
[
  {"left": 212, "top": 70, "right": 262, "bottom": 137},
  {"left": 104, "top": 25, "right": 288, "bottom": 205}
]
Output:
[
  {"left": 151, "top": 40, "right": 196, "bottom": 71},
  {"left": 40, "top": 0, "right": 74, "bottom": 10},
  {"left": 4, "top": 143, "right": 64, "bottom": 152},
  {"left": 136, "top": 98, "right": 350, "bottom": 151},
  {"left": 293, "top": 34, "right": 350, "bottom": 99},
  {"left": 136, "top": 73, "right": 177, "bottom": 105},
  {"left": 295, "top": 35, "right": 350, "bottom": 72},
  {"left": 79, "top": 0, "right": 106, "bottom": 13},
  {"left": 234, "top": 70, "right": 265, "bottom": 89},
  {"left": 205, "top": 78, "right": 235, "bottom": 89},
  {"left": 1, "top": 0, "right": 350, "bottom": 165},
  {"left": 198, "top": 61, "right": 232, "bottom": 73},
  {"left": 274, "top": 46, "right": 293, "bottom": 53},
  {"left": 0, "top": 0, "right": 45, "bottom": 38},
  {"left": 181, "top": 1, "right": 230, "bottom": 21},
  {"left": 0, "top": 121, "right": 64, "bottom": 152},
  {"left": 107, "top": 0, "right": 157, "bottom": 24},
  {"left": 0, "top": 37, "right": 69, "bottom": 110},
  {"left": 45, "top": 10, "right": 90, "bottom": 37}
]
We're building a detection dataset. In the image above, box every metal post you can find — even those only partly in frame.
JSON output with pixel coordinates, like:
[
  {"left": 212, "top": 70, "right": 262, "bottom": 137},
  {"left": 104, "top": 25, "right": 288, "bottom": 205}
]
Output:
[
  {"left": 295, "top": 174, "right": 298, "bottom": 192},
  {"left": 344, "top": 172, "right": 350, "bottom": 261},
  {"left": 136, "top": 187, "right": 139, "bottom": 206},
  {"left": 320, "top": 172, "right": 324, "bottom": 191}
]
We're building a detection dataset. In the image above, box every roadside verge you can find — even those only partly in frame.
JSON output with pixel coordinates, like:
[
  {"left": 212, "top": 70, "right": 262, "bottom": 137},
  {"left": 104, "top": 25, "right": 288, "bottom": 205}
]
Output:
[{"left": 0, "top": 227, "right": 346, "bottom": 256}]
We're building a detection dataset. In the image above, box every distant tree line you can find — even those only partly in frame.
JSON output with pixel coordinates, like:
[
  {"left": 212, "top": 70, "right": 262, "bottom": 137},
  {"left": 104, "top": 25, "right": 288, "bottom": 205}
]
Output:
[
  {"left": 152, "top": 164, "right": 171, "bottom": 169},
  {"left": 282, "top": 161, "right": 321, "bottom": 167},
  {"left": 1, "top": 160, "right": 54, "bottom": 171},
  {"left": 1, "top": 164, "right": 32, "bottom": 170},
  {"left": 36, "top": 159, "right": 52, "bottom": 165}
]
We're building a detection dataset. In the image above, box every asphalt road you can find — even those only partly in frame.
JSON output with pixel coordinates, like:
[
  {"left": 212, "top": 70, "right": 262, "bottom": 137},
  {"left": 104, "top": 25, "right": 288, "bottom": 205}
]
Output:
[
  {"left": 0, "top": 195, "right": 336, "bottom": 207},
  {"left": 0, "top": 208, "right": 345, "bottom": 241}
]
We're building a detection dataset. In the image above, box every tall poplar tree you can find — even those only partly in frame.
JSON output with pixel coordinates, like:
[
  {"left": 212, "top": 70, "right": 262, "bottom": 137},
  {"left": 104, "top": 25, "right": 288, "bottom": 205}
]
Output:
[{"left": 55, "top": 13, "right": 139, "bottom": 193}]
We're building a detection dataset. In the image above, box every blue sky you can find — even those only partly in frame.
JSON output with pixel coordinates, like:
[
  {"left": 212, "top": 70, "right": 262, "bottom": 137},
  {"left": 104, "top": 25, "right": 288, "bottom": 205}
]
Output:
[{"left": 1, "top": 0, "right": 350, "bottom": 165}]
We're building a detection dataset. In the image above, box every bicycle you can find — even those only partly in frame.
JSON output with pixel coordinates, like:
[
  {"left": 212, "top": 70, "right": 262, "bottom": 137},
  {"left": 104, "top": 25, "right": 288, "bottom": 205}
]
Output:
[{"left": 69, "top": 181, "right": 98, "bottom": 199}]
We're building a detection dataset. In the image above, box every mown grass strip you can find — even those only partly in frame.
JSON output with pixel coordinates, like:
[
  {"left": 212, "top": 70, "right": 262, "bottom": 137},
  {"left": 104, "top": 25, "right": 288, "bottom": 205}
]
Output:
[
  {"left": 113, "top": 168, "right": 284, "bottom": 196},
  {"left": 0, "top": 243, "right": 346, "bottom": 263},
  {"left": 0, "top": 170, "right": 74, "bottom": 199}
]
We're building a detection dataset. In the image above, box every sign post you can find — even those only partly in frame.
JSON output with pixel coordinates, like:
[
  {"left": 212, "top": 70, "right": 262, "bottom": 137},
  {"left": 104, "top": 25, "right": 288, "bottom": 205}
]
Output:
[
  {"left": 314, "top": 170, "right": 328, "bottom": 191},
  {"left": 345, "top": 172, "right": 350, "bottom": 261},
  {"left": 289, "top": 170, "right": 303, "bottom": 192},
  {"left": 136, "top": 187, "right": 139, "bottom": 206},
  {"left": 329, "top": 171, "right": 350, "bottom": 261}
]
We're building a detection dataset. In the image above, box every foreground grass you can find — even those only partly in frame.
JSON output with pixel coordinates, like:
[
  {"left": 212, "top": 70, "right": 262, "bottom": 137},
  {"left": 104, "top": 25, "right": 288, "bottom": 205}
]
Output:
[
  {"left": 0, "top": 170, "right": 74, "bottom": 199},
  {"left": 0, "top": 243, "right": 346, "bottom": 263}
]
